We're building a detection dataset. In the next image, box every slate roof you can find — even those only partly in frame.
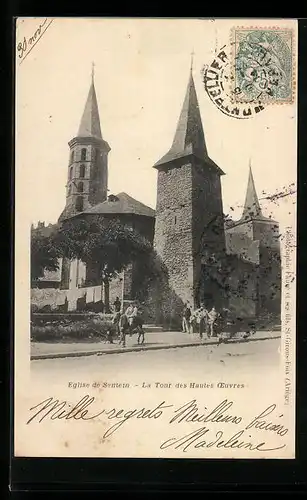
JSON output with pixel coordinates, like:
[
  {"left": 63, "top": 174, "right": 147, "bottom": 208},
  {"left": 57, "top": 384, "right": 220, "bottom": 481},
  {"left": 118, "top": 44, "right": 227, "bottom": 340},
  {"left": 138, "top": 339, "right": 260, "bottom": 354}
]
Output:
[
  {"left": 84, "top": 192, "right": 155, "bottom": 218},
  {"left": 239, "top": 164, "right": 276, "bottom": 223},
  {"left": 154, "top": 71, "right": 224, "bottom": 175},
  {"left": 77, "top": 76, "right": 103, "bottom": 140}
]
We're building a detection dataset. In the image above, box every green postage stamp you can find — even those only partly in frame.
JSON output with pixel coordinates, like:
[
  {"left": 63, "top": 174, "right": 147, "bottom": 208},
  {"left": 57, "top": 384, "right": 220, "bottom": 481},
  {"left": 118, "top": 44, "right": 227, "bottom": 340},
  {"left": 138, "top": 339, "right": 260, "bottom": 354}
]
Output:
[{"left": 232, "top": 27, "right": 294, "bottom": 104}]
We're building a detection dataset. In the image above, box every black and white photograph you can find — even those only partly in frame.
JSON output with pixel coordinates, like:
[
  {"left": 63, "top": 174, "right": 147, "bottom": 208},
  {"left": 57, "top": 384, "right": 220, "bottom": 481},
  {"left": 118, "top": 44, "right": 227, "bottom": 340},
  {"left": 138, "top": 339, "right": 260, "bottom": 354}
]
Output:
[{"left": 15, "top": 18, "right": 297, "bottom": 459}]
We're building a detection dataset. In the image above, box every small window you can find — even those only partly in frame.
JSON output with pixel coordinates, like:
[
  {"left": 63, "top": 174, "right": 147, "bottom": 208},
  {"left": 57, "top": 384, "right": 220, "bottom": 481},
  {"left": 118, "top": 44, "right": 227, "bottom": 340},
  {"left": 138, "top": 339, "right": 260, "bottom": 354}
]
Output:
[
  {"left": 77, "top": 182, "right": 83, "bottom": 193},
  {"left": 81, "top": 148, "right": 87, "bottom": 161},
  {"left": 70, "top": 150, "right": 74, "bottom": 163},
  {"left": 174, "top": 215, "right": 177, "bottom": 225},
  {"left": 69, "top": 166, "right": 73, "bottom": 180},
  {"left": 75, "top": 196, "right": 84, "bottom": 212},
  {"left": 79, "top": 164, "right": 85, "bottom": 178},
  {"left": 68, "top": 184, "right": 72, "bottom": 195}
]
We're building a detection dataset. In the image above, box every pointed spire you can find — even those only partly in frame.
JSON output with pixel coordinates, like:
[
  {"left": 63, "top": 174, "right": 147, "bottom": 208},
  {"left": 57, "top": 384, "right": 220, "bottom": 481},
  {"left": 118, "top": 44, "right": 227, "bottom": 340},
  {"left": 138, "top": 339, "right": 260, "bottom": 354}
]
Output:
[
  {"left": 77, "top": 66, "right": 102, "bottom": 139},
  {"left": 154, "top": 67, "right": 209, "bottom": 167},
  {"left": 242, "top": 161, "right": 263, "bottom": 220},
  {"left": 190, "top": 48, "right": 194, "bottom": 73}
]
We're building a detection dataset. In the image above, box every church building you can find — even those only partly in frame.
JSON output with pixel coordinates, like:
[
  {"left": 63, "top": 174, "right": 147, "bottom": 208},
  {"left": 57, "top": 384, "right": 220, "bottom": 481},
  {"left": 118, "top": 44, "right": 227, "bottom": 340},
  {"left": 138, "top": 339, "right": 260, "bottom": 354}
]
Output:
[
  {"left": 31, "top": 63, "right": 281, "bottom": 322},
  {"left": 32, "top": 69, "right": 155, "bottom": 309}
]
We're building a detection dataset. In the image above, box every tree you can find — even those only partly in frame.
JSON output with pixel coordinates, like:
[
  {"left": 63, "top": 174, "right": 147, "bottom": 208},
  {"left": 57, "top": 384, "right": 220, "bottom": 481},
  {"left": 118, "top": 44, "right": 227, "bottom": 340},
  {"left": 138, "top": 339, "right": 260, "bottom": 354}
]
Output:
[
  {"left": 52, "top": 216, "right": 153, "bottom": 311},
  {"left": 31, "top": 232, "right": 60, "bottom": 285}
]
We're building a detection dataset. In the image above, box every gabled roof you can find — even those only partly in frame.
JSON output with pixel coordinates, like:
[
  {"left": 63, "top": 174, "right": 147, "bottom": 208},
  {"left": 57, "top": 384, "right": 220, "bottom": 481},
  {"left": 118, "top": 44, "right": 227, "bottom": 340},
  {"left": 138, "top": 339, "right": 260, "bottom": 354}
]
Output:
[
  {"left": 77, "top": 76, "right": 103, "bottom": 140},
  {"left": 154, "top": 71, "right": 224, "bottom": 175},
  {"left": 84, "top": 192, "right": 155, "bottom": 218}
]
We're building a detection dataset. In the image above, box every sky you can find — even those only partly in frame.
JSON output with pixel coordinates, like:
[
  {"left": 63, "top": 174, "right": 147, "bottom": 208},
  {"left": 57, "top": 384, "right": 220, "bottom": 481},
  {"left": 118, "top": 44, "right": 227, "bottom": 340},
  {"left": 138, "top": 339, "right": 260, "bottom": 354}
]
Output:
[{"left": 15, "top": 18, "right": 297, "bottom": 232}]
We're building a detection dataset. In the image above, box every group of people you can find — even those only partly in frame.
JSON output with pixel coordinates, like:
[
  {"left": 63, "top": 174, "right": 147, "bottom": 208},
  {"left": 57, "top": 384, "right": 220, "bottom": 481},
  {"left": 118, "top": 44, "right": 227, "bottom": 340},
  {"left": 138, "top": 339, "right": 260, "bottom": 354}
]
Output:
[
  {"left": 182, "top": 303, "right": 219, "bottom": 338},
  {"left": 109, "top": 298, "right": 145, "bottom": 347}
]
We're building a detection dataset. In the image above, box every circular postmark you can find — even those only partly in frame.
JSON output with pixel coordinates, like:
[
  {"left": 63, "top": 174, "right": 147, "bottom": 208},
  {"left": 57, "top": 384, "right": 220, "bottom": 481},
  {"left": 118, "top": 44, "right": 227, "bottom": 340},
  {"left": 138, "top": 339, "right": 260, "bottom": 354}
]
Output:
[
  {"left": 202, "top": 45, "right": 266, "bottom": 119},
  {"left": 233, "top": 29, "right": 293, "bottom": 104}
]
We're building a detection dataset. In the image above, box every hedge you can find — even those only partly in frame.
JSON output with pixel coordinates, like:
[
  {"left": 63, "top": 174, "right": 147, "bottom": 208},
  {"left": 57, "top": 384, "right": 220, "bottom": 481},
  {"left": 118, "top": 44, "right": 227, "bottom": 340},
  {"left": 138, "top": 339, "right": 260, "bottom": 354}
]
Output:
[{"left": 30, "top": 313, "right": 116, "bottom": 342}]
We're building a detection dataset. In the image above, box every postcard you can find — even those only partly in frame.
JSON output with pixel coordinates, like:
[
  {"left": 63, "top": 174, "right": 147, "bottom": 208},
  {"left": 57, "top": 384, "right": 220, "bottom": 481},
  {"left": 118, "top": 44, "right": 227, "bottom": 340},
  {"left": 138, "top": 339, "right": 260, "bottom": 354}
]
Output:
[{"left": 15, "top": 18, "right": 297, "bottom": 458}]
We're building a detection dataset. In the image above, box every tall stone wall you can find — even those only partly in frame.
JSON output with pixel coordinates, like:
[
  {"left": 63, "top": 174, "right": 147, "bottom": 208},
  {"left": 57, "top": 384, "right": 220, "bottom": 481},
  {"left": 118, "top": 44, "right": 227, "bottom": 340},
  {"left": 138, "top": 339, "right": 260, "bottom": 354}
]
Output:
[
  {"left": 192, "top": 162, "right": 225, "bottom": 258},
  {"left": 154, "top": 158, "right": 225, "bottom": 316},
  {"left": 154, "top": 162, "right": 194, "bottom": 307},
  {"left": 253, "top": 219, "right": 280, "bottom": 249},
  {"left": 192, "top": 161, "right": 225, "bottom": 306},
  {"left": 258, "top": 247, "right": 281, "bottom": 317},
  {"left": 227, "top": 256, "right": 258, "bottom": 318}
]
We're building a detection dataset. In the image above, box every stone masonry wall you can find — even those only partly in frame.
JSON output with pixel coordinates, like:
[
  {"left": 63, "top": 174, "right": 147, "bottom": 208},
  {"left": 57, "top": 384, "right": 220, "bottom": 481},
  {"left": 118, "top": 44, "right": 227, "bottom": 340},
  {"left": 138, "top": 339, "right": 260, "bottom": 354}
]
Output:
[
  {"left": 89, "top": 147, "right": 108, "bottom": 207},
  {"left": 154, "top": 162, "right": 194, "bottom": 308},
  {"left": 60, "top": 138, "right": 108, "bottom": 220},
  {"left": 253, "top": 219, "right": 280, "bottom": 250},
  {"left": 192, "top": 161, "right": 226, "bottom": 304},
  {"left": 192, "top": 161, "right": 225, "bottom": 257},
  {"left": 154, "top": 158, "right": 226, "bottom": 318}
]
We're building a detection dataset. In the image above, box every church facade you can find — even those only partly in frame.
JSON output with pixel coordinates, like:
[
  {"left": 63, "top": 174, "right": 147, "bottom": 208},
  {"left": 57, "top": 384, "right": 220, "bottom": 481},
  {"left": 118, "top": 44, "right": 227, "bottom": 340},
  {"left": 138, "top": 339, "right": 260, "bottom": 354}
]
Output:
[{"left": 31, "top": 66, "right": 281, "bottom": 323}]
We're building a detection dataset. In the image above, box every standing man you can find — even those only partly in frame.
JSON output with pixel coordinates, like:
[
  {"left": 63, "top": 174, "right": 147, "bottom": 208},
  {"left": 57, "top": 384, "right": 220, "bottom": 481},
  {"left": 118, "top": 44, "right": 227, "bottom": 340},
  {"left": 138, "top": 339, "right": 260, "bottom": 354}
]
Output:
[
  {"left": 208, "top": 306, "right": 218, "bottom": 337},
  {"left": 113, "top": 296, "right": 121, "bottom": 313},
  {"left": 194, "top": 305, "right": 204, "bottom": 339},
  {"left": 182, "top": 303, "right": 192, "bottom": 333},
  {"left": 119, "top": 311, "right": 129, "bottom": 347},
  {"left": 109, "top": 310, "right": 121, "bottom": 343},
  {"left": 125, "top": 302, "right": 138, "bottom": 336},
  {"left": 136, "top": 308, "right": 145, "bottom": 345},
  {"left": 202, "top": 306, "right": 209, "bottom": 337}
]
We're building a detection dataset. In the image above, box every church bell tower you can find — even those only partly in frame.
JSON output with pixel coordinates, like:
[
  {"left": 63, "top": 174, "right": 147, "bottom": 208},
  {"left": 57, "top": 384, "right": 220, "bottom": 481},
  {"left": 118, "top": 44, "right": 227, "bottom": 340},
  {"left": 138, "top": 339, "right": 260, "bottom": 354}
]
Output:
[{"left": 59, "top": 65, "right": 111, "bottom": 222}]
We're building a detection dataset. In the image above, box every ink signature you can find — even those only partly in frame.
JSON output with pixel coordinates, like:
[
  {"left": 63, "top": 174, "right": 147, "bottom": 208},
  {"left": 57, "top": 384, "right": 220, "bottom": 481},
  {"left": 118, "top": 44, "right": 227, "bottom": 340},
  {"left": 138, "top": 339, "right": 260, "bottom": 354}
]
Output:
[
  {"left": 17, "top": 18, "right": 54, "bottom": 65},
  {"left": 26, "top": 395, "right": 289, "bottom": 453},
  {"left": 160, "top": 426, "right": 286, "bottom": 452}
]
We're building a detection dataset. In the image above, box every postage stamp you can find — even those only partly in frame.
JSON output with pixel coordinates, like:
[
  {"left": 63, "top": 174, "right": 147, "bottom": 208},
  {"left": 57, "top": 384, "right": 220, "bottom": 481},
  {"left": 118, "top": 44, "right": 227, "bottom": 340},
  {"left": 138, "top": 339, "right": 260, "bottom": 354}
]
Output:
[
  {"left": 202, "top": 45, "right": 266, "bottom": 119},
  {"left": 231, "top": 27, "right": 294, "bottom": 104}
]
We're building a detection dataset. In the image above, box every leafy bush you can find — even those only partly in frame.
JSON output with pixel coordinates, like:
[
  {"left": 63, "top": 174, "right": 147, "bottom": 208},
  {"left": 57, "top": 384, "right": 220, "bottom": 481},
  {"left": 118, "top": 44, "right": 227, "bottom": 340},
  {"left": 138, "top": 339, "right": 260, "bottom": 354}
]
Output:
[{"left": 30, "top": 313, "right": 115, "bottom": 342}]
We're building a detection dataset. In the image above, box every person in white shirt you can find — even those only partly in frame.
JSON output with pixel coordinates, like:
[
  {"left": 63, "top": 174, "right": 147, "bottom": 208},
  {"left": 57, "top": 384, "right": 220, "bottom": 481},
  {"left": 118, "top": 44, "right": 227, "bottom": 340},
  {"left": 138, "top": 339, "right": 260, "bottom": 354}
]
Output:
[
  {"left": 194, "top": 305, "right": 207, "bottom": 339},
  {"left": 208, "top": 306, "right": 218, "bottom": 337},
  {"left": 124, "top": 303, "right": 133, "bottom": 336},
  {"left": 125, "top": 303, "right": 138, "bottom": 336}
]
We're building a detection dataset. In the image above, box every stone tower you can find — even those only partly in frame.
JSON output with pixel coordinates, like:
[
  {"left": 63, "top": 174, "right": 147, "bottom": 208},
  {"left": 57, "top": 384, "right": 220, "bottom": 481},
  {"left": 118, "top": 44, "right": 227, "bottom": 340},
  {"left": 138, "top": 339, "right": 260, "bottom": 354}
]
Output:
[
  {"left": 59, "top": 67, "right": 111, "bottom": 222},
  {"left": 237, "top": 163, "right": 280, "bottom": 250},
  {"left": 226, "top": 162, "right": 281, "bottom": 317},
  {"left": 153, "top": 68, "right": 226, "bottom": 310}
]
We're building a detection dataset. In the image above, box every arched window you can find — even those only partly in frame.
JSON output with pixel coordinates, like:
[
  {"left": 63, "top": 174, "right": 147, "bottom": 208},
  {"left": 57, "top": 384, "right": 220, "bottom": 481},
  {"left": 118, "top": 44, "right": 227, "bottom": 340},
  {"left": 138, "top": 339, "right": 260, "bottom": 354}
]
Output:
[
  {"left": 68, "top": 184, "right": 72, "bottom": 195},
  {"left": 75, "top": 196, "right": 84, "bottom": 212},
  {"left": 69, "top": 166, "right": 73, "bottom": 180},
  {"left": 79, "top": 164, "right": 85, "bottom": 178},
  {"left": 70, "top": 150, "right": 74, "bottom": 163},
  {"left": 77, "top": 182, "right": 83, "bottom": 193},
  {"left": 81, "top": 148, "right": 87, "bottom": 161}
]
